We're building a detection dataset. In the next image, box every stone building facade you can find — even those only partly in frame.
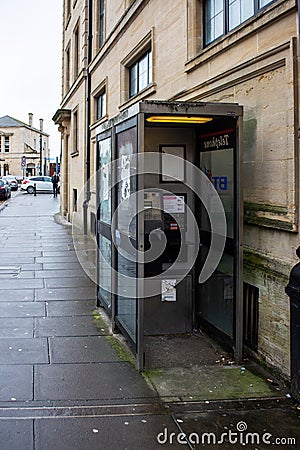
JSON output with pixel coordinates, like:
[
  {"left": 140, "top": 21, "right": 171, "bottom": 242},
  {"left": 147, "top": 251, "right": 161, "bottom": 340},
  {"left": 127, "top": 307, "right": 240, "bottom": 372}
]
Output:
[
  {"left": 0, "top": 114, "right": 50, "bottom": 177},
  {"left": 53, "top": 0, "right": 300, "bottom": 378}
]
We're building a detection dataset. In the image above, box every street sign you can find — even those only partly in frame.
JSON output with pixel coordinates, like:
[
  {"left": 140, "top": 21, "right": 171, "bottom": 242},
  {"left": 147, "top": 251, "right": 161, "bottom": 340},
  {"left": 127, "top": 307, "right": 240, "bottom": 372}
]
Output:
[{"left": 21, "top": 155, "right": 26, "bottom": 168}]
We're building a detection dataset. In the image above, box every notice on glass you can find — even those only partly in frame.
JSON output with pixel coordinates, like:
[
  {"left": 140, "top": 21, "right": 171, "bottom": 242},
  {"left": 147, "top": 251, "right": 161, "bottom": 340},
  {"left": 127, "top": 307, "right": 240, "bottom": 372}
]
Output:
[
  {"left": 161, "top": 279, "right": 177, "bottom": 302},
  {"left": 163, "top": 195, "right": 185, "bottom": 214}
]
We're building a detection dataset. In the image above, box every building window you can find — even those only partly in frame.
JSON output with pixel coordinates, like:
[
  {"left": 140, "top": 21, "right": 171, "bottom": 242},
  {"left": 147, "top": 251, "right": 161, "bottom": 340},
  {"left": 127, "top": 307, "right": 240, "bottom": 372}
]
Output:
[
  {"left": 204, "top": 0, "right": 275, "bottom": 46},
  {"left": 66, "top": 0, "right": 71, "bottom": 20},
  {"left": 73, "top": 188, "right": 77, "bottom": 212},
  {"left": 65, "top": 46, "right": 70, "bottom": 91},
  {"left": 96, "top": 90, "right": 106, "bottom": 120},
  {"left": 4, "top": 136, "right": 9, "bottom": 152},
  {"left": 229, "top": 0, "right": 254, "bottom": 31},
  {"left": 129, "top": 49, "right": 152, "bottom": 98},
  {"left": 99, "top": 0, "right": 105, "bottom": 47},
  {"left": 74, "top": 25, "right": 80, "bottom": 78},
  {"left": 73, "top": 110, "right": 78, "bottom": 154},
  {"left": 0, "top": 137, "right": 2, "bottom": 152}
]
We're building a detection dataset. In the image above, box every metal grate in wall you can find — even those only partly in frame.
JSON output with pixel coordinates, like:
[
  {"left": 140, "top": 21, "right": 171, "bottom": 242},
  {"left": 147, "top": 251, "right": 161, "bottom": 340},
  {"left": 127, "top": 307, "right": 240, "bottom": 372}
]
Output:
[{"left": 243, "top": 282, "right": 259, "bottom": 352}]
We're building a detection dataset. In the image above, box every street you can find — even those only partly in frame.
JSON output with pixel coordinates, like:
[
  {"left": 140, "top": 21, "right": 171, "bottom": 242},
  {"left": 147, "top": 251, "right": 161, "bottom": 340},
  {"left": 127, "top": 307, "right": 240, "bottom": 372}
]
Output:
[{"left": 0, "top": 191, "right": 299, "bottom": 450}]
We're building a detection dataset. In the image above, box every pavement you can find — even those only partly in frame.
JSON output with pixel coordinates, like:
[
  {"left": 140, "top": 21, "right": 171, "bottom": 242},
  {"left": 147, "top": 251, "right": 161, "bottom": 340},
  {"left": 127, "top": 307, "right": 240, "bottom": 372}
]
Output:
[{"left": 0, "top": 191, "right": 299, "bottom": 449}]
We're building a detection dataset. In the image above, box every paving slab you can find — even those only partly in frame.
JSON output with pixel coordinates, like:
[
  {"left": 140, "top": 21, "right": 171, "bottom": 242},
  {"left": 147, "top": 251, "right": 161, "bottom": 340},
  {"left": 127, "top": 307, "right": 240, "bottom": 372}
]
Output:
[
  {"left": 49, "top": 336, "right": 121, "bottom": 363},
  {"left": 46, "top": 300, "right": 96, "bottom": 317},
  {"left": 0, "top": 419, "right": 33, "bottom": 450},
  {"left": 0, "top": 289, "right": 34, "bottom": 302},
  {"left": 35, "top": 316, "right": 103, "bottom": 337},
  {"left": 0, "top": 278, "right": 44, "bottom": 289},
  {"left": 144, "top": 365, "right": 281, "bottom": 402},
  {"left": 36, "top": 255, "right": 79, "bottom": 263},
  {"left": 0, "top": 257, "right": 35, "bottom": 264},
  {"left": 0, "top": 318, "right": 34, "bottom": 338},
  {"left": 0, "top": 302, "right": 45, "bottom": 317},
  {"left": 1, "top": 242, "right": 43, "bottom": 248},
  {"left": 0, "top": 251, "right": 42, "bottom": 258},
  {"left": 42, "top": 262, "right": 87, "bottom": 270},
  {"left": 36, "top": 236, "right": 73, "bottom": 241},
  {"left": 42, "top": 251, "right": 76, "bottom": 257},
  {"left": 34, "top": 414, "right": 180, "bottom": 450},
  {"left": 0, "top": 338, "right": 48, "bottom": 364},
  {"left": 40, "top": 246, "right": 74, "bottom": 252},
  {"left": 173, "top": 407, "right": 300, "bottom": 449},
  {"left": 35, "top": 287, "right": 96, "bottom": 301},
  {"left": 11, "top": 271, "right": 35, "bottom": 279},
  {"left": 19, "top": 263, "right": 43, "bottom": 271},
  {"left": 35, "top": 269, "right": 87, "bottom": 278},
  {"left": 45, "top": 277, "right": 94, "bottom": 288},
  {"left": 34, "top": 363, "right": 158, "bottom": 401},
  {"left": 0, "top": 365, "right": 33, "bottom": 401}
]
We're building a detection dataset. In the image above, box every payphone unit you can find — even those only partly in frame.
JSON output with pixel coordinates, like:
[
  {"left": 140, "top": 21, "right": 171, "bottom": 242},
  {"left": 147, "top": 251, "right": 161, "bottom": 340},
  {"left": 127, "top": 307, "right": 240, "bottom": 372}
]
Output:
[{"left": 144, "top": 189, "right": 187, "bottom": 276}]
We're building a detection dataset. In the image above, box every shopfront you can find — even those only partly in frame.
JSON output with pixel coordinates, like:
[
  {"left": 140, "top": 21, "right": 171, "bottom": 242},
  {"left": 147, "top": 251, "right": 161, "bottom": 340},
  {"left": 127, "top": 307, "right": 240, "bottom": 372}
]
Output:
[{"left": 96, "top": 101, "right": 243, "bottom": 370}]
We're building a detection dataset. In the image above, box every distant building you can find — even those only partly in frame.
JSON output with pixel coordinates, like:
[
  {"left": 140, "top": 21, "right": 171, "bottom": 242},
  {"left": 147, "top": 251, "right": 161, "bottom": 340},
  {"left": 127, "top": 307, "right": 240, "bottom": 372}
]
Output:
[{"left": 0, "top": 113, "right": 50, "bottom": 177}]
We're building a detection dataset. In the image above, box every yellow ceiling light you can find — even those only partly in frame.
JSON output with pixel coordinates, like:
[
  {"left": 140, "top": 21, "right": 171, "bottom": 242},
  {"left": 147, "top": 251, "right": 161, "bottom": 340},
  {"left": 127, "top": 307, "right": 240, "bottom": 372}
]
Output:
[{"left": 146, "top": 115, "right": 213, "bottom": 124}]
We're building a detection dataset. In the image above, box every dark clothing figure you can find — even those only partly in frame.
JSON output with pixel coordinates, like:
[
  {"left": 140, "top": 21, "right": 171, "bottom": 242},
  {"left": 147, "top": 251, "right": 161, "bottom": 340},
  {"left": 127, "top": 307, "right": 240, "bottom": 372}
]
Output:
[{"left": 52, "top": 173, "right": 59, "bottom": 197}]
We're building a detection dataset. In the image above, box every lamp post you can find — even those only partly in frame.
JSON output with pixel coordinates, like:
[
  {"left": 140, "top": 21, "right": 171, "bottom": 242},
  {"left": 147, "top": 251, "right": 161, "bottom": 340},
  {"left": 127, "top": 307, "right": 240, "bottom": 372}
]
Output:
[
  {"left": 39, "top": 133, "right": 42, "bottom": 175},
  {"left": 43, "top": 141, "right": 47, "bottom": 176},
  {"left": 39, "top": 119, "right": 44, "bottom": 176}
]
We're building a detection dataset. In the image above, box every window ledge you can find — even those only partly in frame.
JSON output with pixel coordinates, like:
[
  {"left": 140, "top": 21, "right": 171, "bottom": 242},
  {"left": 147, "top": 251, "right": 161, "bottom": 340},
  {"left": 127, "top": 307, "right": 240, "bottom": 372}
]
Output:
[
  {"left": 91, "top": 115, "right": 108, "bottom": 129},
  {"left": 65, "top": 13, "right": 71, "bottom": 30},
  {"left": 70, "top": 150, "right": 79, "bottom": 158},
  {"left": 119, "top": 83, "right": 156, "bottom": 111}
]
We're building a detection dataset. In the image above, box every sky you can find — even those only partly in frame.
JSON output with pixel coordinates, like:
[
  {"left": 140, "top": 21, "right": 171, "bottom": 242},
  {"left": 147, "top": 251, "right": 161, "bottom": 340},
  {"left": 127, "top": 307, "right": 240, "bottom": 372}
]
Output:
[{"left": 0, "top": 0, "right": 63, "bottom": 158}]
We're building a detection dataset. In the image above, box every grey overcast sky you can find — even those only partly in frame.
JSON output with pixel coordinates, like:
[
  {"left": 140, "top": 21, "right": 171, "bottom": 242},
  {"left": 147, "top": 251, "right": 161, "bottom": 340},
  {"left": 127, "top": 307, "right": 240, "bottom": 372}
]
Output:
[{"left": 0, "top": 0, "right": 62, "bottom": 157}]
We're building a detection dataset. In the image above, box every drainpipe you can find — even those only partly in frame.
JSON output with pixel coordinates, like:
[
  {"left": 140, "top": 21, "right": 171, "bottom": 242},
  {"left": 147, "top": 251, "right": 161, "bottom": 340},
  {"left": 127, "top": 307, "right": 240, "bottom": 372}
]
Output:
[
  {"left": 298, "top": 0, "right": 300, "bottom": 57},
  {"left": 83, "top": 0, "right": 92, "bottom": 234}
]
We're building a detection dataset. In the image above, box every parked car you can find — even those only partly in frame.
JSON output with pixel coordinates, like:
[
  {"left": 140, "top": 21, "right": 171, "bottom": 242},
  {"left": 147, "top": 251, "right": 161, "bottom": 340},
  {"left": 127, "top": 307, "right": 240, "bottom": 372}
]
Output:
[
  {"left": 2, "top": 175, "right": 18, "bottom": 191},
  {"left": 0, "top": 179, "right": 11, "bottom": 200},
  {"left": 21, "top": 176, "right": 60, "bottom": 194}
]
